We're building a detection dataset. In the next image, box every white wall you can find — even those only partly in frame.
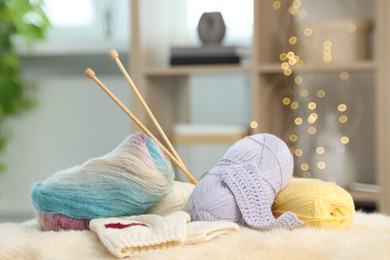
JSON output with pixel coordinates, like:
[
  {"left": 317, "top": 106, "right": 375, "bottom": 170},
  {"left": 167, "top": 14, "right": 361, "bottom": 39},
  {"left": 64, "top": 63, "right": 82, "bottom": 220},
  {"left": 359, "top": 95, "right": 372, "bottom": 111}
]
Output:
[{"left": 0, "top": 55, "right": 131, "bottom": 222}]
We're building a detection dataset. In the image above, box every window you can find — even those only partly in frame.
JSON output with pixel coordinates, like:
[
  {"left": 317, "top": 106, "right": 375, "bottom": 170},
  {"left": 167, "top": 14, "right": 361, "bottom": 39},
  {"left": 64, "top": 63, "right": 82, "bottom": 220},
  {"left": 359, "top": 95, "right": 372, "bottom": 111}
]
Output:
[{"left": 43, "top": 0, "right": 129, "bottom": 43}]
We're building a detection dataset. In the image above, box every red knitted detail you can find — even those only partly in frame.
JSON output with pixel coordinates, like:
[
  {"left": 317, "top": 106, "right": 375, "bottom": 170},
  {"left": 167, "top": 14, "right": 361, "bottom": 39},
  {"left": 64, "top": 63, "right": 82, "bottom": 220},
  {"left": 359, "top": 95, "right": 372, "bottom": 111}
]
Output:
[{"left": 104, "top": 222, "right": 149, "bottom": 229}]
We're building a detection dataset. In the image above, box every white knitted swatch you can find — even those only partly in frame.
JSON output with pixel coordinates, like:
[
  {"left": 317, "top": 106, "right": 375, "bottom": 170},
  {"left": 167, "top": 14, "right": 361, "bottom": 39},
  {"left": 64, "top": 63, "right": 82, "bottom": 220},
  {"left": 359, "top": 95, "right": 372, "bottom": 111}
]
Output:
[
  {"left": 186, "top": 220, "right": 239, "bottom": 244},
  {"left": 89, "top": 211, "right": 189, "bottom": 258},
  {"left": 90, "top": 211, "right": 240, "bottom": 258}
]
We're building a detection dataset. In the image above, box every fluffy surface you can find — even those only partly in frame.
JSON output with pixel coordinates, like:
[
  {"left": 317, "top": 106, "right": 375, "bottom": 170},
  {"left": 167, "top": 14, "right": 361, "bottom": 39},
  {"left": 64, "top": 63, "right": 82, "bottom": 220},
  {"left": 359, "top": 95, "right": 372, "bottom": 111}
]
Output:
[{"left": 1, "top": 212, "right": 390, "bottom": 259}]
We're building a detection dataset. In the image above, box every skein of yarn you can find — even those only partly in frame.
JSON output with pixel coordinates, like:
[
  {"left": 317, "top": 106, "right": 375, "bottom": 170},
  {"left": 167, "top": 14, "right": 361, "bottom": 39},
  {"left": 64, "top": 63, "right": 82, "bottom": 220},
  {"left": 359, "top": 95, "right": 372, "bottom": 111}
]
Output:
[
  {"left": 146, "top": 181, "right": 195, "bottom": 216},
  {"left": 272, "top": 177, "right": 356, "bottom": 229},
  {"left": 37, "top": 212, "right": 89, "bottom": 231},
  {"left": 187, "top": 133, "right": 303, "bottom": 230},
  {"left": 187, "top": 173, "right": 243, "bottom": 224},
  {"left": 31, "top": 132, "right": 174, "bottom": 231}
]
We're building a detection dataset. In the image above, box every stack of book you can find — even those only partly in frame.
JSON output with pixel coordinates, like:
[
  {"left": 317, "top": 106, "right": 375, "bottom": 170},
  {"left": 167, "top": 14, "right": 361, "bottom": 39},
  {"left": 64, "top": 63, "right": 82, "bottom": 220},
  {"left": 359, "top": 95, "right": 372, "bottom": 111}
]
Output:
[{"left": 170, "top": 45, "right": 249, "bottom": 65}]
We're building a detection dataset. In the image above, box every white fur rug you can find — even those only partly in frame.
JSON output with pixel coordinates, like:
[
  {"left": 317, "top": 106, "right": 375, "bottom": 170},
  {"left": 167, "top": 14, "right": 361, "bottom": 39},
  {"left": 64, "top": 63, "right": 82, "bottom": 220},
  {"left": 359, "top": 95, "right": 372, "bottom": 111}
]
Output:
[{"left": 1, "top": 212, "right": 390, "bottom": 260}]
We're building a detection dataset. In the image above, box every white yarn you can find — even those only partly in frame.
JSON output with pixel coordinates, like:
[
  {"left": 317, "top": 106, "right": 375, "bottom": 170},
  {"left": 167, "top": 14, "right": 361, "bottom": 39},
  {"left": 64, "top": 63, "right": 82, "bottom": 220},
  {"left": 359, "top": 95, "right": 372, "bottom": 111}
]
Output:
[{"left": 146, "top": 181, "right": 195, "bottom": 216}]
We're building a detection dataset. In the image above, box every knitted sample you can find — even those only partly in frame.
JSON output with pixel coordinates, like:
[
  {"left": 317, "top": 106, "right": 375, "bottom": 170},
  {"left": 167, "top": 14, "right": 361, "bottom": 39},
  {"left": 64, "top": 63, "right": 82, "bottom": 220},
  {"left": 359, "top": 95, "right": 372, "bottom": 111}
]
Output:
[
  {"left": 89, "top": 211, "right": 190, "bottom": 258},
  {"left": 188, "top": 133, "right": 303, "bottom": 230},
  {"left": 186, "top": 220, "right": 239, "bottom": 245},
  {"left": 89, "top": 211, "right": 240, "bottom": 258},
  {"left": 272, "top": 177, "right": 355, "bottom": 229},
  {"left": 31, "top": 132, "right": 174, "bottom": 230}
]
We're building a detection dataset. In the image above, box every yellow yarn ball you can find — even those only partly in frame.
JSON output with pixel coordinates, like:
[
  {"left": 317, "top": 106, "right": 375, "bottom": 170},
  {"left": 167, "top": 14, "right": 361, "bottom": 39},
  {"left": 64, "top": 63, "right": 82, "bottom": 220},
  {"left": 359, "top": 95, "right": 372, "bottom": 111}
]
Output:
[
  {"left": 272, "top": 177, "right": 355, "bottom": 229},
  {"left": 146, "top": 181, "right": 195, "bottom": 216}
]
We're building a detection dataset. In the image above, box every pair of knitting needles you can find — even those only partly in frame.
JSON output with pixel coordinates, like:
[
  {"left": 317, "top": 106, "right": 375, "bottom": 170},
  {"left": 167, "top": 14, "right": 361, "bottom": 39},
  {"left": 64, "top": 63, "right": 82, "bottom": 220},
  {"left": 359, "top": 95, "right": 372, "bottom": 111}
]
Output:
[{"left": 85, "top": 49, "right": 197, "bottom": 184}]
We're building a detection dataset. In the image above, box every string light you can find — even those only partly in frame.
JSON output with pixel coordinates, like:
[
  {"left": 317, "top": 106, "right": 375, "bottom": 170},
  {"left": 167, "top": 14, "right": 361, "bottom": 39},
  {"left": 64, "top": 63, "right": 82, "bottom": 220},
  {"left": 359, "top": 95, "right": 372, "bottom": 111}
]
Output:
[
  {"left": 339, "top": 115, "right": 348, "bottom": 123},
  {"left": 282, "top": 97, "right": 291, "bottom": 105},
  {"left": 287, "top": 51, "right": 295, "bottom": 59},
  {"left": 275, "top": 1, "right": 353, "bottom": 179},
  {"left": 340, "top": 136, "right": 350, "bottom": 144},
  {"left": 288, "top": 6, "right": 298, "bottom": 15},
  {"left": 300, "top": 89, "right": 308, "bottom": 97},
  {"left": 308, "top": 102, "right": 316, "bottom": 110},
  {"left": 347, "top": 24, "right": 357, "bottom": 33},
  {"left": 308, "top": 126, "right": 317, "bottom": 134},
  {"left": 316, "top": 90, "right": 326, "bottom": 98},
  {"left": 272, "top": 0, "right": 281, "bottom": 10},
  {"left": 294, "top": 76, "right": 303, "bottom": 84},
  {"left": 280, "top": 51, "right": 300, "bottom": 75},
  {"left": 301, "top": 163, "right": 309, "bottom": 171},
  {"left": 304, "top": 27, "right": 313, "bottom": 36},
  {"left": 295, "top": 148, "right": 303, "bottom": 157},
  {"left": 289, "top": 36, "right": 298, "bottom": 45},
  {"left": 322, "top": 40, "right": 333, "bottom": 62},
  {"left": 289, "top": 134, "right": 298, "bottom": 142},
  {"left": 316, "top": 146, "right": 325, "bottom": 154},
  {"left": 284, "top": 68, "right": 292, "bottom": 76},
  {"left": 294, "top": 117, "right": 303, "bottom": 125},
  {"left": 291, "top": 101, "right": 299, "bottom": 110},
  {"left": 339, "top": 72, "right": 349, "bottom": 80},
  {"left": 281, "top": 62, "right": 289, "bottom": 70},
  {"left": 279, "top": 53, "right": 287, "bottom": 61},
  {"left": 317, "top": 161, "right": 326, "bottom": 169},
  {"left": 338, "top": 104, "right": 347, "bottom": 112},
  {"left": 292, "top": 0, "right": 301, "bottom": 8},
  {"left": 308, "top": 112, "right": 318, "bottom": 123},
  {"left": 250, "top": 121, "right": 258, "bottom": 129}
]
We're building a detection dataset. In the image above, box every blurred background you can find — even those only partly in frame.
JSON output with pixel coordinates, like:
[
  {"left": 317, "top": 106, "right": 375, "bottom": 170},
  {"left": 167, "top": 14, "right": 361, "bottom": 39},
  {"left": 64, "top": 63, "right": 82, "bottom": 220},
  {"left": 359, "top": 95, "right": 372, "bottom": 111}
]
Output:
[{"left": 0, "top": 0, "right": 388, "bottom": 222}]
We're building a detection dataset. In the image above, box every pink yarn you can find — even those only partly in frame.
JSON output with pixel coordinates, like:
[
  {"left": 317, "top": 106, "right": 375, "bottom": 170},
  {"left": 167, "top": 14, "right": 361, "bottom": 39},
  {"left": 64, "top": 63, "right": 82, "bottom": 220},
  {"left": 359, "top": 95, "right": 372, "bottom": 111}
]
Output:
[{"left": 38, "top": 212, "right": 89, "bottom": 231}]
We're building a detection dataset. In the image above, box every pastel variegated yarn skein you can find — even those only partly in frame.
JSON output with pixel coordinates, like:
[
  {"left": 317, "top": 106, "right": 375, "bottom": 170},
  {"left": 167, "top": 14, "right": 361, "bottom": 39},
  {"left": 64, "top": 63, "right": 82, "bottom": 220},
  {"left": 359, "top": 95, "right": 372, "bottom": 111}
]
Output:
[
  {"left": 31, "top": 132, "right": 175, "bottom": 231},
  {"left": 187, "top": 133, "right": 303, "bottom": 230}
]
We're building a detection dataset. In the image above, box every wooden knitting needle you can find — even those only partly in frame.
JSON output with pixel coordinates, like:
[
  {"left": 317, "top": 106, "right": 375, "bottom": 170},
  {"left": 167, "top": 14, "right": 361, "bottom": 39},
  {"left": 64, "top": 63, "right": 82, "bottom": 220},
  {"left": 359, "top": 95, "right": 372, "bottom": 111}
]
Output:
[
  {"left": 85, "top": 68, "right": 198, "bottom": 184},
  {"left": 108, "top": 49, "right": 189, "bottom": 172}
]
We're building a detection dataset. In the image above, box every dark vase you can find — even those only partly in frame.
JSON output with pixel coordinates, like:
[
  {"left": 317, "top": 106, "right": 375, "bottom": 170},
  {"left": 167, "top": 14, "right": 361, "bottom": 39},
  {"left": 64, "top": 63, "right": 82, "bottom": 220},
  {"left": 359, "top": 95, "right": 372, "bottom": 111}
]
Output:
[{"left": 197, "top": 12, "right": 226, "bottom": 45}]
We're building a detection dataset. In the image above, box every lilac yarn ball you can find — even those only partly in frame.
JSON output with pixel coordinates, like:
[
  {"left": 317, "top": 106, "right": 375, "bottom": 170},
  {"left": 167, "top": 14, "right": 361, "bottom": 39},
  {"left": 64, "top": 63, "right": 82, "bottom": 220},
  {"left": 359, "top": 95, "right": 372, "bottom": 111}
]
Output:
[
  {"left": 187, "top": 173, "right": 243, "bottom": 223},
  {"left": 187, "top": 133, "right": 303, "bottom": 230}
]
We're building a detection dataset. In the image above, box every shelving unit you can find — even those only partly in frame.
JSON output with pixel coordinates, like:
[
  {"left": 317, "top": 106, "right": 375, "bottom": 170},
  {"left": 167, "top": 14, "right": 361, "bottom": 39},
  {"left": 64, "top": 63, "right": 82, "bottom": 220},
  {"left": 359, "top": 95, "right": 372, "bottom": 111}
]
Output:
[{"left": 129, "top": 0, "right": 390, "bottom": 213}]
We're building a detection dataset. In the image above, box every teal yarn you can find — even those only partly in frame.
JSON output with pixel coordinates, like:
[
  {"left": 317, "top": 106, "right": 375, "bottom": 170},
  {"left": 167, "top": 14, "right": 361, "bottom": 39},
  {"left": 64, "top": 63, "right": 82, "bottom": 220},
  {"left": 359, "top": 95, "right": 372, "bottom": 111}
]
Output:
[{"left": 31, "top": 132, "right": 174, "bottom": 221}]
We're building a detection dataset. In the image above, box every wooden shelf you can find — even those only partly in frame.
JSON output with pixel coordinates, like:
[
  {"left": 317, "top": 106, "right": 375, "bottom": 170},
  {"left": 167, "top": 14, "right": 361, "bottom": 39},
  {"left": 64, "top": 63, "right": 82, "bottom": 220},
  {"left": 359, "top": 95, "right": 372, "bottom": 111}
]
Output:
[
  {"left": 144, "top": 60, "right": 377, "bottom": 77},
  {"left": 131, "top": 0, "right": 390, "bottom": 214},
  {"left": 347, "top": 189, "right": 379, "bottom": 204},
  {"left": 171, "top": 124, "right": 249, "bottom": 144},
  {"left": 256, "top": 60, "right": 377, "bottom": 74},
  {"left": 291, "top": 60, "right": 377, "bottom": 72},
  {"left": 144, "top": 64, "right": 252, "bottom": 77}
]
